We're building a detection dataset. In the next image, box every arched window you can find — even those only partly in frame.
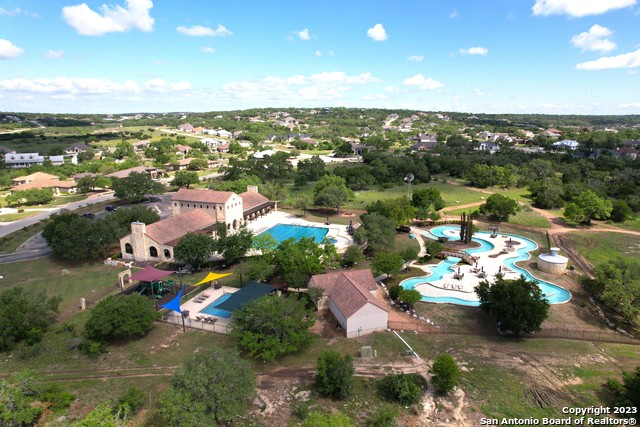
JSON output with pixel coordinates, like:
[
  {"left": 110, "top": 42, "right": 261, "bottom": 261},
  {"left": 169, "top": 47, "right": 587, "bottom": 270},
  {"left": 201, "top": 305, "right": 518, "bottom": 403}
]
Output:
[
  {"left": 149, "top": 246, "right": 158, "bottom": 257},
  {"left": 125, "top": 243, "right": 133, "bottom": 254},
  {"left": 233, "top": 219, "right": 237, "bottom": 229},
  {"left": 164, "top": 249, "right": 171, "bottom": 258}
]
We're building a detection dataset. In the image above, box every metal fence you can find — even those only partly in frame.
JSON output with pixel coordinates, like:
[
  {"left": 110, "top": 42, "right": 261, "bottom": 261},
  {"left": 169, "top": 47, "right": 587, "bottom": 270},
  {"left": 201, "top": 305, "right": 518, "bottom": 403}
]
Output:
[
  {"left": 161, "top": 311, "right": 232, "bottom": 335},
  {"left": 388, "top": 321, "right": 639, "bottom": 345}
]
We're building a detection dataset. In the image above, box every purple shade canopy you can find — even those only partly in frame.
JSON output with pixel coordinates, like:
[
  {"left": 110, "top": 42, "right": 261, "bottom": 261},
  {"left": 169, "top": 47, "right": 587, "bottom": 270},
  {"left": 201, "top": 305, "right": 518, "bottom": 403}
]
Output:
[{"left": 129, "top": 265, "right": 175, "bottom": 282}]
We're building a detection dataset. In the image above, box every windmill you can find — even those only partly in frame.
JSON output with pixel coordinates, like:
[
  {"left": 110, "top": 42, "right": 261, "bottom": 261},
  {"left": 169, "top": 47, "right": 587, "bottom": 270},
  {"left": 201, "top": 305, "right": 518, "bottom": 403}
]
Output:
[{"left": 404, "top": 173, "right": 414, "bottom": 197}]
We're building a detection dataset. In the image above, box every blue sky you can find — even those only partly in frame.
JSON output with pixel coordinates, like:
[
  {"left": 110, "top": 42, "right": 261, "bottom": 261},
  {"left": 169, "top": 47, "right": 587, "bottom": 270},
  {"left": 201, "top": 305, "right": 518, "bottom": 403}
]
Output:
[{"left": 0, "top": 0, "right": 639, "bottom": 114}]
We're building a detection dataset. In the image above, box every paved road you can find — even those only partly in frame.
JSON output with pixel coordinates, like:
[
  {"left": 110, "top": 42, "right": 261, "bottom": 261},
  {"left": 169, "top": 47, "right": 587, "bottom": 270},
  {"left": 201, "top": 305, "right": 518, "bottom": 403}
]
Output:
[
  {"left": 0, "top": 232, "right": 52, "bottom": 263},
  {"left": 0, "top": 193, "right": 115, "bottom": 239}
]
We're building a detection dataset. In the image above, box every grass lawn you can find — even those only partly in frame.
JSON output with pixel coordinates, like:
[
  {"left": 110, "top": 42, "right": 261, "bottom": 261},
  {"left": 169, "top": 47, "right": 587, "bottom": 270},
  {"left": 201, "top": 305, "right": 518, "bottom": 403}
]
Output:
[
  {"left": 394, "top": 232, "right": 420, "bottom": 253},
  {"left": 0, "top": 256, "right": 127, "bottom": 314},
  {"left": 508, "top": 208, "right": 552, "bottom": 229},
  {"left": 0, "top": 211, "right": 41, "bottom": 221},
  {"left": 562, "top": 232, "right": 640, "bottom": 266},
  {"left": 606, "top": 217, "right": 640, "bottom": 233},
  {"left": 0, "top": 221, "right": 46, "bottom": 254}
]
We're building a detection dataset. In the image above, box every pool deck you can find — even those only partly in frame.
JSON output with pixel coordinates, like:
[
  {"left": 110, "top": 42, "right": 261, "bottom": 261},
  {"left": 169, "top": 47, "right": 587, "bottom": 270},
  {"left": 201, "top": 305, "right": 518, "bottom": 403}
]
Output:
[
  {"left": 179, "top": 285, "right": 240, "bottom": 326},
  {"left": 245, "top": 210, "right": 353, "bottom": 251},
  {"left": 408, "top": 227, "right": 534, "bottom": 303}
]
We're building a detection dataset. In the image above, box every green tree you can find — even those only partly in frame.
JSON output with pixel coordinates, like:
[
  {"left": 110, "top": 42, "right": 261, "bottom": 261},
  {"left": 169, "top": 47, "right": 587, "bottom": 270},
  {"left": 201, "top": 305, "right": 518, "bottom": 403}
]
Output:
[
  {"left": 42, "top": 212, "right": 118, "bottom": 260},
  {"left": 315, "top": 350, "right": 355, "bottom": 400},
  {"left": 297, "top": 155, "right": 326, "bottom": 184},
  {"left": 479, "top": 194, "right": 519, "bottom": 221},
  {"left": 293, "top": 193, "right": 314, "bottom": 217},
  {"left": 159, "top": 348, "right": 255, "bottom": 426},
  {"left": 401, "top": 247, "right": 419, "bottom": 270},
  {"left": 273, "top": 237, "right": 324, "bottom": 289},
  {"left": 475, "top": 276, "right": 550, "bottom": 335},
  {"left": 564, "top": 190, "right": 612, "bottom": 225},
  {"left": 608, "top": 366, "right": 640, "bottom": 419},
  {"left": 0, "top": 288, "right": 60, "bottom": 351},
  {"left": 113, "top": 141, "right": 135, "bottom": 160},
  {"left": 5, "top": 188, "right": 54, "bottom": 206},
  {"left": 0, "top": 374, "right": 44, "bottom": 427},
  {"left": 83, "top": 294, "right": 159, "bottom": 342},
  {"left": 398, "top": 289, "right": 422, "bottom": 308},
  {"left": 341, "top": 245, "right": 364, "bottom": 268},
  {"left": 174, "top": 232, "right": 216, "bottom": 269},
  {"left": 77, "top": 176, "right": 110, "bottom": 193},
  {"left": 235, "top": 257, "right": 275, "bottom": 285},
  {"left": 354, "top": 213, "right": 396, "bottom": 254},
  {"left": 610, "top": 199, "right": 634, "bottom": 223},
  {"left": 365, "top": 197, "right": 415, "bottom": 226},
  {"left": 372, "top": 251, "right": 404, "bottom": 277},
  {"left": 412, "top": 187, "right": 445, "bottom": 219},
  {"left": 313, "top": 175, "right": 354, "bottom": 214},
  {"left": 251, "top": 232, "right": 279, "bottom": 255},
  {"left": 378, "top": 373, "right": 426, "bottom": 405},
  {"left": 187, "top": 158, "right": 209, "bottom": 171},
  {"left": 111, "top": 172, "right": 165, "bottom": 202},
  {"left": 212, "top": 175, "right": 261, "bottom": 193},
  {"left": 214, "top": 225, "right": 253, "bottom": 265},
  {"left": 529, "top": 177, "right": 565, "bottom": 209},
  {"left": 75, "top": 402, "right": 125, "bottom": 426},
  {"left": 582, "top": 259, "right": 640, "bottom": 322},
  {"left": 231, "top": 296, "right": 314, "bottom": 361},
  {"left": 430, "top": 354, "right": 461, "bottom": 395},
  {"left": 171, "top": 170, "right": 199, "bottom": 188},
  {"left": 103, "top": 205, "right": 160, "bottom": 238}
]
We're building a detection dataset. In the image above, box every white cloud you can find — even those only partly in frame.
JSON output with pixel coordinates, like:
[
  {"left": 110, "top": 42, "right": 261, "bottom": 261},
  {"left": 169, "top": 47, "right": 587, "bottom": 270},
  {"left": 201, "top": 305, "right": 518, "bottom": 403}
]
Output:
[
  {"left": 571, "top": 25, "right": 616, "bottom": 53},
  {"left": 459, "top": 47, "right": 488, "bottom": 56},
  {"left": 201, "top": 47, "right": 215, "bottom": 54},
  {"left": 449, "top": 10, "right": 459, "bottom": 18},
  {"left": 297, "top": 28, "right": 310, "bottom": 41},
  {"left": 385, "top": 86, "right": 394, "bottom": 93},
  {"left": 0, "top": 7, "right": 38, "bottom": 17},
  {"left": 618, "top": 102, "right": 640, "bottom": 108},
  {"left": 62, "top": 0, "right": 154, "bottom": 36},
  {"left": 0, "top": 39, "right": 24, "bottom": 60},
  {"left": 363, "top": 94, "right": 387, "bottom": 100},
  {"left": 222, "top": 71, "right": 380, "bottom": 102},
  {"left": 367, "top": 23, "right": 387, "bottom": 41},
  {"left": 45, "top": 50, "right": 65, "bottom": 59},
  {"left": 314, "top": 50, "right": 322, "bottom": 57},
  {"left": 144, "top": 78, "right": 191, "bottom": 92},
  {"left": 407, "top": 55, "right": 424, "bottom": 62},
  {"left": 532, "top": 0, "right": 636, "bottom": 16},
  {"left": 327, "top": 50, "right": 334, "bottom": 56},
  {"left": 628, "top": 70, "right": 638, "bottom": 75},
  {"left": 176, "top": 24, "right": 232, "bottom": 37},
  {"left": 475, "top": 89, "right": 483, "bottom": 96},
  {"left": 576, "top": 48, "right": 640, "bottom": 70},
  {"left": 402, "top": 74, "right": 443, "bottom": 90}
]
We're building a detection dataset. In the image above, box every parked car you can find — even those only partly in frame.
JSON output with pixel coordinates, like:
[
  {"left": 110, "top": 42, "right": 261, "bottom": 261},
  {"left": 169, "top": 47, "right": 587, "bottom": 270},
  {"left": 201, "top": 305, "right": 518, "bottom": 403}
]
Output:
[
  {"left": 105, "top": 205, "right": 118, "bottom": 212},
  {"left": 396, "top": 225, "right": 411, "bottom": 233},
  {"left": 81, "top": 213, "right": 96, "bottom": 219}
]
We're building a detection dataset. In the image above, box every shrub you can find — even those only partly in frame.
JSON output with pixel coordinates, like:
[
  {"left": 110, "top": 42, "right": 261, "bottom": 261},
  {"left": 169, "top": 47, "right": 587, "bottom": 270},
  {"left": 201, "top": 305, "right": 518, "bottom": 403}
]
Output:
[
  {"left": 379, "top": 373, "right": 426, "bottom": 405},
  {"left": 115, "top": 386, "right": 145, "bottom": 418},
  {"left": 39, "top": 384, "right": 75, "bottom": 412},
  {"left": 25, "top": 327, "right": 43, "bottom": 346},
  {"left": 315, "top": 350, "right": 354, "bottom": 400},
  {"left": 79, "top": 339, "right": 107, "bottom": 358},
  {"left": 84, "top": 294, "right": 159, "bottom": 342},
  {"left": 366, "top": 406, "right": 398, "bottom": 427},
  {"left": 431, "top": 354, "right": 461, "bottom": 395}
]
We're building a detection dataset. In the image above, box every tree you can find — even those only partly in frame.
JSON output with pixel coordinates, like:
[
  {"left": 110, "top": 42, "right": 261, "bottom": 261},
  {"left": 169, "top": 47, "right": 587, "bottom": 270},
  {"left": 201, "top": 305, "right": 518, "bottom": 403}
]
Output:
[
  {"left": 563, "top": 190, "right": 612, "bottom": 225},
  {"left": 174, "top": 232, "right": 216, "bottom": 269},
  {"left": 372, "top": 251, "right": 404, "bottom": 277},
  {"left": 187, "top": 158, "right": 209, "bottom": 171},
  {"left": 75, "top": 402, "right": 126, "bottom": 426},
  {"left": 608, "top": 366, "right": 640, "bottom": 418},
  {"left": 341, "top": 245, "right": 364, "bottom": 268},
  {"left": 83, "top": 294, "right": 159, "bottom": 342},
  {"left": 235, "top": 257, "right": 275, "bottom": 285},
  {"left": 354, "top": 213, "right": 396, "bottom": 254},
  {"left": 315, "top": 350, "right": 354, "bottom": 400},
  {"left": 529, "top": 177, "right": 565, "bottom": 209},
  {"left": 412, "top": 187, "right": 445, "bottom": 219},
  {"left": 111, "top": 172, "right": 165, "bottom": 202},
  {"left": 0, "top": 373, "right": 44, "bottom": 427},
  {"left": 479, "top": 194, "right": 519, "bottom": 221},
  {"left": 77, "top": 175, "right": 110, "bottom": 193},
  {"left": 430, "top": 354, "right": 461, "bottom": 395},
  {"left": 398, "top": 289, "right": 422, "bottom": 308},
  {"left": 610, "top": 199, "right": 634, "bottom": 222},
  {"left": 5, "top": 188, "right": 54, "bottom": 206},
  {"left": 214, "top": 225, "right": 253, "bottom": 265},
  {"left": 378, "top": 373, "right": 426, "bottom": 405},
  {"left": 171, "top": 170, "right": 199, "bottom": 188},
  {"left": 42, "top": 212, "right": 118, "bottom": 260},
  {"left": 582, "top": 259, "right": 640, "bottom": 323},
  {"left": 401, "top": 247, "right": 419, "bottom": 270},
  {"left": 0, "top": 288, "right": 60, "bottom": 351},
  {"left": 365, "top": 198, "right": 415, "bottom": 226},
  {"left": 475, "top": 276, "right": 550, "bottom": 335},
  {"left": 313, "top": 175, "right": 354, "bottom": 214},
  {"left": 297, "top": 155, "right": 326, "bottom": 184},
  {"left": 113, "top": 141, "right": 135, "bottom": 160},
  {"left": 293, "top": 193, "right": 314, "bottom": 217},
  {"left": 231, "top": 295, "right": 314, "bottom": 361},
  {"left": 103, "top": 205, "right": 160, "bottom": 237},
  {"left": 160, "top": 348, "right": 255, "bottom": 426},
  {"left": 251, "top": 232, "right": 278, "bottom": 255},
  {"left": 273, "top": 237, "right": 324, "bottom": 289}
]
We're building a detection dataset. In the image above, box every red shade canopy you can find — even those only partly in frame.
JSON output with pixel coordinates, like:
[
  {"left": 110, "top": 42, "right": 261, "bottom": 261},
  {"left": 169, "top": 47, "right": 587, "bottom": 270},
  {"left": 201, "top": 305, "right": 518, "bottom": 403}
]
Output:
[{"left": 129, "top": 265, "right": 175, "bottom": 282}]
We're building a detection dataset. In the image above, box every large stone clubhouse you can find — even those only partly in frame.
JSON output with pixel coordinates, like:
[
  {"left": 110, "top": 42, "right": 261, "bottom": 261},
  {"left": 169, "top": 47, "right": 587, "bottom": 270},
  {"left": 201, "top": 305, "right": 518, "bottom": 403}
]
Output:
[{"left": 120, "top": 186, "right": 275, "bottom": 262}]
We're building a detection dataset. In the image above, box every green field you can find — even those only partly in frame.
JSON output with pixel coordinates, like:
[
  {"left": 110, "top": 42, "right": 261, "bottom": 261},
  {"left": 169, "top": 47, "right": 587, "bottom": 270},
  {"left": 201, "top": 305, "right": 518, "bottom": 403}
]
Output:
[{"left": 563, "top": 232, "right": 640, "bottom": 266}]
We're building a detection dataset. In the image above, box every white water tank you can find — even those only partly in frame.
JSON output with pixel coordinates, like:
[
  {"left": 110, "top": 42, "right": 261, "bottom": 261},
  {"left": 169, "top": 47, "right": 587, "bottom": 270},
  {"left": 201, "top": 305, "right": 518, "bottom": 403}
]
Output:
[{"left": 537, "top": 247, "right": 568, "bottom": 274}]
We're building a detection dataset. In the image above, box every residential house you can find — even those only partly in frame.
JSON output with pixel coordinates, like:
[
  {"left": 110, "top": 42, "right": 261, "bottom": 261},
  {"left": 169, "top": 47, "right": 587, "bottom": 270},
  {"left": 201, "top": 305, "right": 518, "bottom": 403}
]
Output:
[
  {"left": 217, "top": 143, "right": 230, "bottom": 153},
  {"left": 164, "top": 158, "right": 200, "bottom": 171},
  {"left": 0, "top": 146, "right": 15, "bottom": 158},
  {"left": 105, "top": 166, "right": 161, "bottom": 179},
  {"left": 215, "top": 129, "right": 233, "bottom": 138},
  {"left": 11, "top": 172, "right": 60, "bottom": 187},
  {"left": 49, "top": 155, "right": 66, "bottom": 166},
  {"left": 251, "top": 149, "right": 278, "bottom": 159},
  {"left": 410, "top": 141, "right": 438, "bottom": 152},
  {"left": 553, "top": 140, "right": 579, "bottom": 150},
  {"left": 476, "top": 131, "right": 493, "bottom": 141},
  {"left": 132, "top": 140, "right": 151, "bottom": 152},
  {"left": 72, "top": 172, "right": 98, "bottom": 182},
  {"left": 201, "top": 138, "right": 224, "bottom": 148},
  {"left": 477, "top": 141, "right": 500, "bottom": 152},
  {"left": 65, "top": 143, "right": 90, "bottom": 154},
  {"left": 545, "top": 128, "right": 563, "bottom": 138},
  {"left": 309, "top": 269, "right": 389, "bottom": 338},
  {"left": 619, "top": 147, "right": 638, "bottom": 159},
  {"left": 175, "top": 144, "right": 191, "bottom": 155},
  {"left": 4, "top": 153, "right": 45, "bottom": 168},
  {"left": 10, "top": 172, "right": 77, "bottom": 194},
  {"left": 178, "top": 123, "right": 194, "bottom": 133}
]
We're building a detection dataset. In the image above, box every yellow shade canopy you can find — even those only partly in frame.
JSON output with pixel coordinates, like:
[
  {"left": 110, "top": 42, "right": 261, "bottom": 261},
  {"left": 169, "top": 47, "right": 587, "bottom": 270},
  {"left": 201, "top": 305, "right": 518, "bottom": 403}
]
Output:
[{"left": 192, "top": 272, "right": 232, "bottom": 286}]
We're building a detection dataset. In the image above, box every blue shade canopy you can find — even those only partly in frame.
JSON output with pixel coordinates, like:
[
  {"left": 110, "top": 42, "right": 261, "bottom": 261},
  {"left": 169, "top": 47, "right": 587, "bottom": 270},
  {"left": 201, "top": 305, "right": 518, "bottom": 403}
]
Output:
[{"left": 162, "top": 285, "right": 184, "bottom": 314}]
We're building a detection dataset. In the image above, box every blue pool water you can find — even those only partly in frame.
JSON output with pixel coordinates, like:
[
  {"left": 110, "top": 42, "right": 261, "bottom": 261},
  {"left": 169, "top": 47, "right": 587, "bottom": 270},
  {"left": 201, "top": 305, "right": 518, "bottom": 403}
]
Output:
[
  {"left": 260, "top": 223, "right": 329, "bottom": 244},
  {"left": 201, "top": 293, "right": 233, "bottom": 318},
  {"left": 405, "top": 226, "right": 571, "bottom": 305}
]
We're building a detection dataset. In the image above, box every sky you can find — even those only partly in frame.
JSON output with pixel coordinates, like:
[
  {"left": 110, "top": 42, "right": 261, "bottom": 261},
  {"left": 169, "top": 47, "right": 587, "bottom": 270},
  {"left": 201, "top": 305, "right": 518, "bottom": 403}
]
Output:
[{"left": 0, "top": 0, "right": 639, "bottom": 115}]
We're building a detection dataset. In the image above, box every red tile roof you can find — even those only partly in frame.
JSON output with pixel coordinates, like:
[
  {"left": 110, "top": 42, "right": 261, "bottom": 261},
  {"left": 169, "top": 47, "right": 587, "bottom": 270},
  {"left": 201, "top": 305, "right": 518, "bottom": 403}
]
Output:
[
  {"left": 145, "top": 209, "right": 216, "bottom": 245},
  {"left": 171, "top": 188, "right": 234, "bottom": 204},
  {"left": 105, "top": 166, "right": 154, "bottom": 179},
  {"left": 310, "top": 269, "right": 387, "bottom": 318},
  {"left": 239, "top": 190, "right": 271, "bottom": 211}
]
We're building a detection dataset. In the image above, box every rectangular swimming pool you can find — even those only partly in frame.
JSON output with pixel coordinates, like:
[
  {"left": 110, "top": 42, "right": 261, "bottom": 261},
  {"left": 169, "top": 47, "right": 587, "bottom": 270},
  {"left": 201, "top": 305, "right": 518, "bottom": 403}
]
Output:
[
  {"left": 260, "top": 223, "right": 329, "bottom": 244},
  {"left": 200, "top": 293, "right": 233, "bottom": 318}
]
